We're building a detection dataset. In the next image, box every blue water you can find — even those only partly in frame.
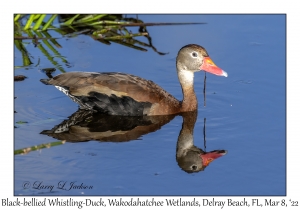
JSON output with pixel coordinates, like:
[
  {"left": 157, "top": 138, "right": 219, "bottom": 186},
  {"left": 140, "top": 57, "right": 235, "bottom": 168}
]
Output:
[{"left": 14, "top": 14, "right": 286, "bottom": 195}]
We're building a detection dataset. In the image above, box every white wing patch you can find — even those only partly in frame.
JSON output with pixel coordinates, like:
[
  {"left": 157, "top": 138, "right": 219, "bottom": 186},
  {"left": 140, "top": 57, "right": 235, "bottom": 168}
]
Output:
[{"left": 54, "top": 86, "right": 93, "bottom": 110}]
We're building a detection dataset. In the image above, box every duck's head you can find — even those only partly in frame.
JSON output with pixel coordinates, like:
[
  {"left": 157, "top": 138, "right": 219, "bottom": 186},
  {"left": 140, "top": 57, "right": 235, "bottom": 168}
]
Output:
[
  {"left": 177, "top": 148, "right": 227, "bottom": 173},
  {"left": 176, "top": 44, "right": 228, "bottom": 77}
]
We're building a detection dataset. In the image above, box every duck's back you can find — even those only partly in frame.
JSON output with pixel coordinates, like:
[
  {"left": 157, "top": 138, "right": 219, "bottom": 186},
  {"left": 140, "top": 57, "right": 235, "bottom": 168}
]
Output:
[{"left": 41, "top": 72, "right": 180, "bottom": 116}]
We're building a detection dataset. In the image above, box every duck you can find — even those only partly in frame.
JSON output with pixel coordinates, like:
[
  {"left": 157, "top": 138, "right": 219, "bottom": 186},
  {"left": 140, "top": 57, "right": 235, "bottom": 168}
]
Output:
[
  {"left": 40, "top": 44, "right": 228, "bottom": 116},
  {"left": 176, "top": 111, "right": 227, "bottom": 173}
]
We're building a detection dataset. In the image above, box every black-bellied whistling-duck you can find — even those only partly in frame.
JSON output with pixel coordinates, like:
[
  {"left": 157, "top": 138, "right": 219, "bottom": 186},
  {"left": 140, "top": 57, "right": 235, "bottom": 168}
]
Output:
[{"left": 41, "top": 44, "right": 227, "bottom": 116}]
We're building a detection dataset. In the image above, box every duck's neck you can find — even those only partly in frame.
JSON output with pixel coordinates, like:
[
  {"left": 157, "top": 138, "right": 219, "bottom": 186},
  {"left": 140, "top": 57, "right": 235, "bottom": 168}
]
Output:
[
  {"left": 177, "top": 69, "right": 198, "bottom": 112},
  {"left": 176, "top": 111, "right": 197, "bottom": 158}
]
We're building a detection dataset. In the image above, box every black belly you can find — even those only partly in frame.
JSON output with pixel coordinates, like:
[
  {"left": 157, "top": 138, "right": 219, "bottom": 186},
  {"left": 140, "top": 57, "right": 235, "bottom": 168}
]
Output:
[{"left": 76, "top": 91, "right": 152, "bottom": 116}]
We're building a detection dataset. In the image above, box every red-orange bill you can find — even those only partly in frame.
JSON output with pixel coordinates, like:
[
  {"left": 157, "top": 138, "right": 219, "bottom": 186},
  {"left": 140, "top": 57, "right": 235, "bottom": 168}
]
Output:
[
  {"left": 200, "top": 57, "right": 228, "bottom": 77},
  {"left": 200, "top": 150, "right": 227, "bottom": 167}
]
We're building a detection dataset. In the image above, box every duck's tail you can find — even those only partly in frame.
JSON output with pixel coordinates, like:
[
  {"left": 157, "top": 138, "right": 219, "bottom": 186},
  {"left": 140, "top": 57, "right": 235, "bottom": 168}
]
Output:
[{"left": 40, "top": 79, "right": 51, "bottom": 85}]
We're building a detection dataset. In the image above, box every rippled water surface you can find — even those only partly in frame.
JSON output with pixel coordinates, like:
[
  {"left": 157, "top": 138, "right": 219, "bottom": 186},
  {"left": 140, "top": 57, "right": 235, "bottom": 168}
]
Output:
[{"left": 14, "top": 14, "right": 285, "bottom": 195}]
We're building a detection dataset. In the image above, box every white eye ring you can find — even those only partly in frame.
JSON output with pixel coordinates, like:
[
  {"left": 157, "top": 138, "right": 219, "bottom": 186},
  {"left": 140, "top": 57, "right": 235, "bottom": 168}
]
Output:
[{"left": 191, "top": 52, "right": 198, "bottom": 57}]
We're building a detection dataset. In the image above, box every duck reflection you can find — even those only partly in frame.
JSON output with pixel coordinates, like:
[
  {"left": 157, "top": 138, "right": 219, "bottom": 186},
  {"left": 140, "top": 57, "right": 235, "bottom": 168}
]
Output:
[
  {"left": 41, "top": 109, "right": 175, "bottom": 142},
  {"left": 41, "top": 110, "right": 226, "bottom": 173},
  {"left": 176, "top": 111, "right": 227, "bottom": 173}
]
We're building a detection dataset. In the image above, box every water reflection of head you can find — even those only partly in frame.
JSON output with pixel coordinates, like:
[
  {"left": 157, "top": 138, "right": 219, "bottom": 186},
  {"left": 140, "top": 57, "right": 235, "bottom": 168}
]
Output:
[{"left": 177, "top": 148, "right": 227, "bottom": 173}]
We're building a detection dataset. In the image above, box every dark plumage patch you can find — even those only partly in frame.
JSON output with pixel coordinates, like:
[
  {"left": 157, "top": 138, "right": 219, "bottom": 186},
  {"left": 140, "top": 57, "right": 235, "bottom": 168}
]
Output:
[{"left": 77, "top": 91, "right": 152, "bottom": 116}]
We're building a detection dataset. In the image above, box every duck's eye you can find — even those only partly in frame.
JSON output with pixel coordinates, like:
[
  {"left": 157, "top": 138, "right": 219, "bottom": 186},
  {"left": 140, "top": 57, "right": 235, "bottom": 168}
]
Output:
[{"left": 192, "top": 52, "right": 198, "bottom": 57}]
